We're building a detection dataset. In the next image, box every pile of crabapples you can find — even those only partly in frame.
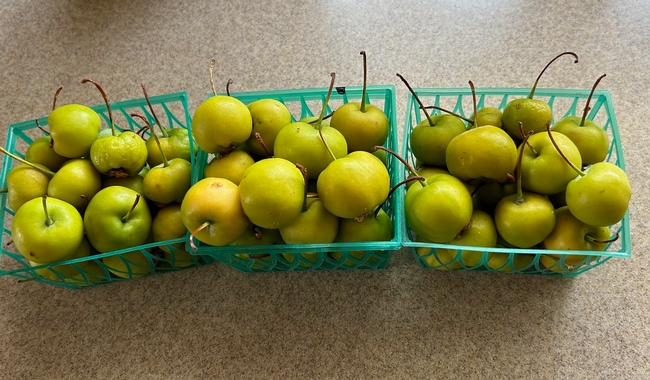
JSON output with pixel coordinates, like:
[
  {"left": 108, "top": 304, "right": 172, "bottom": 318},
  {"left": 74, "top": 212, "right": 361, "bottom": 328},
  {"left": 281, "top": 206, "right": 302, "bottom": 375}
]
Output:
[
  {"left": 4, "top": 50, "right": 632, "bottom": 280},
  {"left": 400, "top": 52, "right": 632, "bottom": 273},
  {"left": 4, "top": 80, "right": 198, "bottom": 284},
  {"left": 180, "top": 52, "right": 397, "bottom": 268}
]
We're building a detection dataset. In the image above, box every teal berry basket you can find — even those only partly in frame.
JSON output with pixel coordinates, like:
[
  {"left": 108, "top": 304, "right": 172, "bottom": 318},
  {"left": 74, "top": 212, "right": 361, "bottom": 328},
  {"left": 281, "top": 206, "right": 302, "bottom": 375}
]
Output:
[
  {"left": 401, "top": 87, "right": 631, "bottom": 277},
  {"left": 0, "top": 91, "right": 213, "bottom": 289},
  {"left": 189, "top": 85, "right": 404, "bottom": 272}
]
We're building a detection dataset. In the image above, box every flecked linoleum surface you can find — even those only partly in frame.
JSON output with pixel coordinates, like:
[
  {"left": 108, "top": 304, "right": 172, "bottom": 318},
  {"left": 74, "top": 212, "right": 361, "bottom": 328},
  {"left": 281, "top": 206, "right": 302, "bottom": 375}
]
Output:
[{"left": 0, "top": 1, "right": 649, "bottom": 379}]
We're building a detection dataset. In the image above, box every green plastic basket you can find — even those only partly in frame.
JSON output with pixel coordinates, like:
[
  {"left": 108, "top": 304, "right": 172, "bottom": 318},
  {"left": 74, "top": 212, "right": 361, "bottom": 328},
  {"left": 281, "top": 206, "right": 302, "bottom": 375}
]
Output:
[
  {"left": 0, "top": 92, "right": 213, "bottom": 289},
  {"left": 189, "top": 85, "right": 404, "bottom": 272},
  {"left": 402, "top": 87, "right": 631, "bottom": 277}
]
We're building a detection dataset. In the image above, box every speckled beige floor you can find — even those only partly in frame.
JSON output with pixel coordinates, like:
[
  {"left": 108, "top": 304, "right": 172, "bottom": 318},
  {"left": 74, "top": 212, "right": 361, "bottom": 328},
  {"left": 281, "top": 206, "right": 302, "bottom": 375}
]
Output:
[{"left": 1, "top": 0, "right": 649, "bottom": 379}]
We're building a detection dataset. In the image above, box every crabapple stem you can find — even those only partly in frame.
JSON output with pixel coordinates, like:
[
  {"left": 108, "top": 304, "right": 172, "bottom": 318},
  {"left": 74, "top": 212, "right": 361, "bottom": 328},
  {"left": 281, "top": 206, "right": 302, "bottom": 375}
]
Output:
[
  {"left": 469, "top": 80, "right": 478, "bottom": 129},
  {"left": 421, "top": 105, "right": 474, "bottom": 124},
  {"left": 80, "top": 194, "right": 90, "bottom": 215},
  {"left": 0, "top": 147, "right": 56, "bottom": 176},
  {"left": 317, "top": 73, "right": 337, "bottom": 162},
  {"left": 121, "top": 194, "right": 141, "bottom": 223},
  {"left": 307, "top": 113, "right": 333, "bottom": 123},
  {"left": 254, "top": 133, "right": 272, "bottom": 158},
  {"left": 470, "top": 182, "right": 482, "bottom": 197},
  {"left": 373, "top": 176, "right": 425, "bottom": 217},
  {"left": 209, "top": 59, "right": 218, "bottom": 96},
  {"left": 396, "top": 73, "right": 435, "bottom": 127},
  {"left": 136, "top": 126, "right": 149, "bottom": 138},
  {"left": 586, "top": 233, "right": 619, "bottom": 244},
  {"left": 217, "top": 145, "right": 237, "bottom": 158},
  {"left": 226, "top": 79, "right": 233, "bottom": 96},
  {"left": 189, "top": 221, "right": 211, "bottom": 251},
  {"left": 295, "top": 163, "right": 309, "bottom": 211},
  {"left": 34, "top": 119, "right": 50, "bottom": 136},
  {"left": 82, "top": 78, "right": 116, "bottom": 136},
  {"left": 34, "top": 119, "right": 54, "bottom": 148},
  {"left": 528, "top": 52, "right": 579, "bottom": 99},
  {"left": 254, "top": 227, "right": 263, "bottom": 239},
  {"left": 580, "top": 74, "right": 606, "bottom": 127},
  {"left": 141, "top": 84, "right": 168, "bottom": 137},
  {"left": 131, "top": 113, "right": 169, "bottom": 167},
  {"left": 372, "top": 145, "right": 425, "bottom": 187},
  {"left": 515, "top": 130, "right": 535, "bottom": 205},
  {"left": 360, "top": 51, "right": 368, "bottom": 113},
  {"left": 52, "top": 86, "right": 63, "bottom": 111},
  {"left": 42, "top": 196, "right": 53, "bottom": 227},
  {"left": 519, "top": 122, "right": 538, "bottom": 156},
  {"left": 546, "top": 121, "right": 585, "bottom": 177}
]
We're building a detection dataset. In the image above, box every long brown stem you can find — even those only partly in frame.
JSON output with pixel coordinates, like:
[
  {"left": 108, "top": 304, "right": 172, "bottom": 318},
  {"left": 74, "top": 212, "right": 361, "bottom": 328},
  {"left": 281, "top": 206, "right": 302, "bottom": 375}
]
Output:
[
  {"left": 469, "top": 80, "right": 478, "bottom": 129},
  {"left": 52, "top": 86, "right": 63, "bottom": 111},
  {"left": 546, "top": 121, "right": 585, "bottom": 177},
  {"left": 34, "top": 119, "right": 50, "bottom": 136},
  {"left": 35, "top": 119, "right": 54, "bottom": 148},
  {"left": 82, "top": 78, "right": 115, "bottom": 136},
  {"left": 307, "top": 113, "right": 333, "bottom": 123},
  {"left": 373, "top": 176, "right": 424, "bottom": 217},
  {"left": 226, "top": 79, "right": 233, "bottom": 96},
  {"left": 519, "top": 122, "right": 538, "bottom": 156},
  {"left": 136, "top": 126, "right": 149, "bottom": 138},
  {"left": 580, "top": 74, "right": 606, "bottom": 126},
  {"left": 141, "top": 83, "right": 168, "bottom": 137},
  {"left": 372, "top": 145, "right": 424, "bottom": 186},
  {"left": 421, "top": 105, "right": 474, "bottom": 124},
  {"left": 131, "top": 113, "right": 169, "bottom": 167},
  {"left": 528, "top": 52, "right": 579, "bottom": 99},
  {"left": 396, "top": 73, "right": 434, "bottom": 126}
]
